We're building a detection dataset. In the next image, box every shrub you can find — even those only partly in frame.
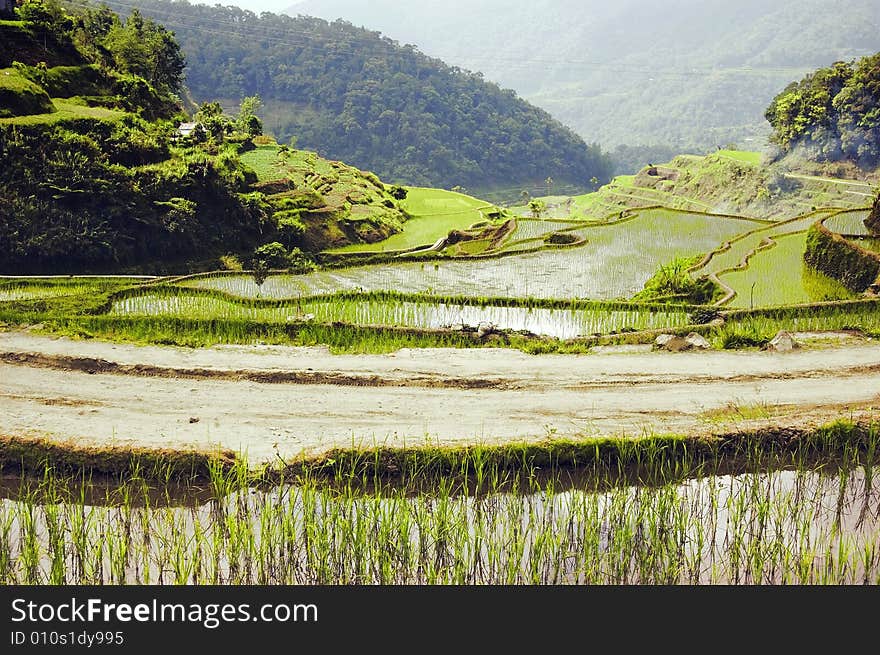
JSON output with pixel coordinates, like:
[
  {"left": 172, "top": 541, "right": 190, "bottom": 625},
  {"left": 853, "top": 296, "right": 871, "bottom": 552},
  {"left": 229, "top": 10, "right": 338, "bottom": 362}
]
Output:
[
  {"left": 219, "top": 254, "right": 243, "bottom": 271},
  {"left": 0, "top": 67, "right": 54, "bottom": 117}
]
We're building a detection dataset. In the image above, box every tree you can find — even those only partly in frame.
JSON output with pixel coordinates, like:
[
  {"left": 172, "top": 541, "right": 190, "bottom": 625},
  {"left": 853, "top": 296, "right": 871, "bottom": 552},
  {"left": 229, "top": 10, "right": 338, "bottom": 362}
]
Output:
[
  {"left": 388, "top": 184, "right": 408, "bottom": 200},
  {"left": 250, "top": 241, "right": 289, "bottom": 292},
  {"left": 528, "top": 199, "right": 546, "bottom": 219},
  {"left": 237, "top": 94, "right": 264, "bottom": 137},
  {"left": 545, "top": 176, "right": 553, "bottom": 194},
  {"left": 195, "top": 101, "right": 228, "bottom": 142},
  {"left": 102, "top": 9, "right": 185, "bottom": 94},
  {"left": 149, "top": 26, "right": 186, "bottom": 94},
  {"left": 19, "top": 0, "right": 65, "bottom": 29}
]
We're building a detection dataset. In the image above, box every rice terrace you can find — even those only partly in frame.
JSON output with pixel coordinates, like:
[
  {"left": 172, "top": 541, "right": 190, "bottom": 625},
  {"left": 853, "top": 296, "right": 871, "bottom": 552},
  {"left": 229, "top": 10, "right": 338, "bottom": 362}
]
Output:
[{"left": 1, "top": 0, "right": 880, "bottom": 588}]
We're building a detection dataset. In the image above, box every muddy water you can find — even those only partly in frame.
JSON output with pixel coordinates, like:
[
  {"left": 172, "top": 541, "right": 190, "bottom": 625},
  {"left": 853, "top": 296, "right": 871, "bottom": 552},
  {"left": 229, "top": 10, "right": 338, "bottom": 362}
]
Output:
[{"left": 1, "top": 465, "right": 876, "bottom": 584}]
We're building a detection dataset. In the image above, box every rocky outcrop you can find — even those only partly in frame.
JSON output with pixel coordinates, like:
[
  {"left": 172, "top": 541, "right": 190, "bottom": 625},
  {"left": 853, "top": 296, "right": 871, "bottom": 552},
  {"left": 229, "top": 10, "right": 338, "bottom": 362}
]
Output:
[
  {"left": 654, "top": 332, "right": 711, "bottom": 352},
  {"left": 763, "top": 331, "right": 800, "bottom": 352}
]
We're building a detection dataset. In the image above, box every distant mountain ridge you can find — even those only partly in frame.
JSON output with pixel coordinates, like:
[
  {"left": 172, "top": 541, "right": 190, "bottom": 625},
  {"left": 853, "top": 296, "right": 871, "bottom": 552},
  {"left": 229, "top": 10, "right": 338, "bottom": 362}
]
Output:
[
  {"left": 101, "top": 0, "right": 612, "bottom": 194},
  {"left": 290, "top": 0, "right": 880, "bottom": 154}
]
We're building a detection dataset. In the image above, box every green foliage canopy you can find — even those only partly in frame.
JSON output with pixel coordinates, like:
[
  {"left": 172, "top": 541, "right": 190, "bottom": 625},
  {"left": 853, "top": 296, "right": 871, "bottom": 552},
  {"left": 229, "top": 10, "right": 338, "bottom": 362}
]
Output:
[
  {"left": 766, "top": 52, "right": 880, "bottom": 167},
  {"left": 107, "top": 0, "right": 613, "bottom": 192}
]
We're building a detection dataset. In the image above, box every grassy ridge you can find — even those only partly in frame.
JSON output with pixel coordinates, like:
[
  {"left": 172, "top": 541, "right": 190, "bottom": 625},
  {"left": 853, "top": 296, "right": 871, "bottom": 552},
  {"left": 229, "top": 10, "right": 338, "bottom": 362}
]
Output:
[{"left": 327, "top": 187, "right": 495, "bottom": 254}]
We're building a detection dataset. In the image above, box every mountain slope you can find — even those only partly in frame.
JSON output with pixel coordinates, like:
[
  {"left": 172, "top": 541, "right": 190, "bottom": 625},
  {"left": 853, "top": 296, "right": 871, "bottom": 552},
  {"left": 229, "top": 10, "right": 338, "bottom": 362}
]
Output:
[
  {"left": 0, "top": 4, "right": 409, "bottom": 274},
  {"left": 97, "top": 0, "right": 612, "bottom": 194},
  {"left": 291, "top": 0, "right": 880, "bottom": 153}
]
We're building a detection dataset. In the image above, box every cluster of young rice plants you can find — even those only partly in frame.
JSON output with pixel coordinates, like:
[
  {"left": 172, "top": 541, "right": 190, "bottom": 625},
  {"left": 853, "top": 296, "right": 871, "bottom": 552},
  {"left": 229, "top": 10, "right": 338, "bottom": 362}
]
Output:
[
  {"left": 0, "top": 278, "right": 142, "bottom": 302},
  {"left": 108, "top": 291, "right": 691, "bottom": 339},
  {"left": 696, "top": 210, "right": 835, "bottom": 279},
  {"left": 720, "top": 232, "right": 855, "bottom": 308},
  {"left": 717, "top": 301, "right": 880, "bottom": 347},
  {"left": 1, "top": 442, "right": 877, "bottom": 584},
  {"left": 509, "top": 219, "right": 585, "bottom": 241}
]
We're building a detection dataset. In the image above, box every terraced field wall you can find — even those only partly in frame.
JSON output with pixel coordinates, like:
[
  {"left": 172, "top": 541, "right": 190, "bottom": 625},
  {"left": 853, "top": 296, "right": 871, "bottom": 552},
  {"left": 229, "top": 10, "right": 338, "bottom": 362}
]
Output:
[{"left": 804, "top": 219, "right": 880, "bottom": 292}]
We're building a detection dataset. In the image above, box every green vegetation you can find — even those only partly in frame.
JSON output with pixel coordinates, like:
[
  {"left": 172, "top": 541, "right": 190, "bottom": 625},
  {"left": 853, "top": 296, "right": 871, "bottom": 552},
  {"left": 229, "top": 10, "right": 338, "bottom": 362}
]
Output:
[
  {"left": 716, "top": 149, "right": 762, "bottom": 166},
  {"left": 4, "top": 2, "right": 880, "bottom": 594},
  {"left": 0, "top": 421, "right": 878, "bottom": 583},
  {"left": 0, "top": 277, "right": 146, "bottom": 301},
  {"left": 804, "top": 221, "right": 880, "bottom": 292},
  {"left": 0, "top": 98, "right": 125, "bottom": 125},
  {"left": 295, "top": 0, "right": 880, "bottom": 156},
  {"left": 0, "top": 117, "right": 269, "bottom": 273},
  {"left": 0, "top": 2, "right": 259, "bottom": 274},
  {"left": 0, "top": 3, "right": 416, "bottom": 274},
  {"left": 633, "top": 256, "right": 721, "bottom": 304},
  {"left": 328, "top": 188, "right": 494, "bottom": 253},
  {"left": 177, "top": 209, "right": 758, "bottom": 301},
  {"left": 717, "top": 300, "right": 880, "bottom": 347},
  {"left": 3, "top": 273, "right": 880, "bottom": 353},
  {"left": 547, "top": 146, "right": 872, "bottom": 235},
  {"left": 0, "top": 66, "right": 53, "bottom": 117},
  {"left": 721, "top": 232, "right": 855, "bottom": 308},
  {"left": 107, "top": 288, "right": 692, "bottom": 340},
  {"left": 108, "top": 0, "right": 613, "bottom": 192},
  {"left": 695, "top": 210, "right": 835, "bottom": 281},
  {"left": 237, "top": 141, "right": 409, "bottom": 252},
  {"left": 766, "top": 52, "right": 880, "bottom": 168}
]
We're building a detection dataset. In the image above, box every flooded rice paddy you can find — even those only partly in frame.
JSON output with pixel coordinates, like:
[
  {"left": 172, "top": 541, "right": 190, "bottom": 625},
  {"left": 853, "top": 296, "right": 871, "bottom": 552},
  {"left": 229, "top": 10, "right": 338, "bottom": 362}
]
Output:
[
  {"left": 184, "top": 211, "right": 756, "bottom": 300},
  {"left": 109, "top": 293, "right": 691, "bottom": 339},
  {"left": 1, "top": 461, "right": 877, "bottom": 585}
]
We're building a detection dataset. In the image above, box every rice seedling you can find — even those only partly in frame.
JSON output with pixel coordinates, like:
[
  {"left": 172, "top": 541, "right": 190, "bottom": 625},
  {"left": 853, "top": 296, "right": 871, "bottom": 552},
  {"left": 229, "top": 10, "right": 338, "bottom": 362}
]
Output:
[
  {"left": 716, "top": 300, "right": 880, "bottom": 347},
  {"left": 108, "top": 290, "right": 692, "bottom": 340},
  {"left": 720, "top": 232, "right": 855, "bottom": 307},
  {"left": 0, "top": 423, "right": 877, "bottom": 585},
  {"left": 0, "top": 278, "right": 143, "bottom": 302}
]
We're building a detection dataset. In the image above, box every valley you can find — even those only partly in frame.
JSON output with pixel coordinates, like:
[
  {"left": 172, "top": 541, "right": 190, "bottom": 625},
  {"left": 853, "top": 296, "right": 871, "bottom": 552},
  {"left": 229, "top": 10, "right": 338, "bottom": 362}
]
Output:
[{"left": 1, "top": 1, "right": 880, "bottom": 588}]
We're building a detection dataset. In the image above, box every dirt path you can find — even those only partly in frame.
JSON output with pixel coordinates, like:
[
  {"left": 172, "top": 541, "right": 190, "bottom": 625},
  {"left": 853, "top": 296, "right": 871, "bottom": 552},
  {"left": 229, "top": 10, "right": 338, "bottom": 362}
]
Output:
[{"left": 1, "top": 332, "right": 878, "bottom": 465}]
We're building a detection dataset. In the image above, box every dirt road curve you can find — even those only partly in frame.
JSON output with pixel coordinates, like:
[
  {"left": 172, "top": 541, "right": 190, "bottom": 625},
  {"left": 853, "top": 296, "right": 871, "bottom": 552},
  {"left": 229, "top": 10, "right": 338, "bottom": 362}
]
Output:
[{"left": 1, "top": 332, "right": 878, "bottom": 464}]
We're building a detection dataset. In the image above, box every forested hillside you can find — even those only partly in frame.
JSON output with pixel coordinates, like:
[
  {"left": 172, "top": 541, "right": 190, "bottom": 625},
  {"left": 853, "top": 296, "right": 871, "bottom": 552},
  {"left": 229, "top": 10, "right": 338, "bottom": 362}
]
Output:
[
  {"left": 95, "top": 0, "right": 612, "bottom": 194},
  {"left": 0, "top": 1, "right": 409, "bottom": 273},
  {"left": 765, "top": 52, "right": 880, "bottom": 168},
  {"left": 292, "top": 0, "right": 880, "bottom": 159}
]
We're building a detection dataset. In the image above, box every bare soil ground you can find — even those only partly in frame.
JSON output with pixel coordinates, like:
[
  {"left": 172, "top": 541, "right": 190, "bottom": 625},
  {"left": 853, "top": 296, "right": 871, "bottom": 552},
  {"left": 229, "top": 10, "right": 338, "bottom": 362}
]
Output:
[{"left": 1, "top": 331, "right": 878, "bottom": 465}]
